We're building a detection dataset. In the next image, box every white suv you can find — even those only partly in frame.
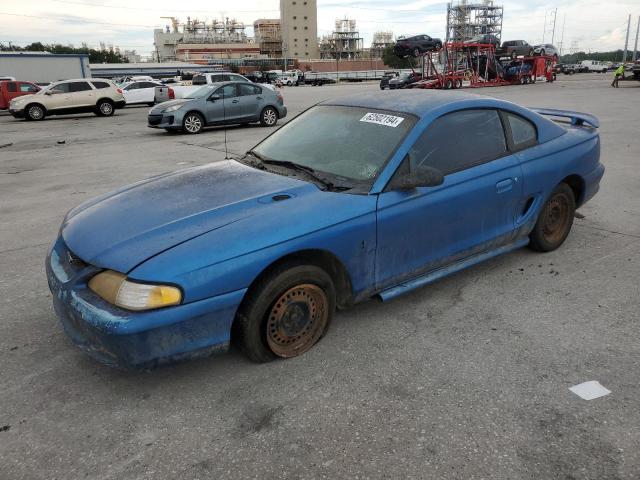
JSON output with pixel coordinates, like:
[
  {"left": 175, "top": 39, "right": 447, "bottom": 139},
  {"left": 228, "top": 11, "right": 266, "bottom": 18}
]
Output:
[{"left": 9, "top": 78, "right": 125, "bottom": 121}]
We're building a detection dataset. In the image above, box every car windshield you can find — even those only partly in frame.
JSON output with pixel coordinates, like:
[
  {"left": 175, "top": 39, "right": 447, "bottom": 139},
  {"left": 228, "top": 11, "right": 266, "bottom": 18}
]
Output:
[
  {"left": 185, "top": 85, "right": 219, "bottom": 99},
  {"left": 251, "top": 105, "right": 415, "bottom": 184}
]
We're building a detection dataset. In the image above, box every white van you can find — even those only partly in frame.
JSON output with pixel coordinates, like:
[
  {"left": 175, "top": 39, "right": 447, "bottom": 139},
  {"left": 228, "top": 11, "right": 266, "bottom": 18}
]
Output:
[{"left": 580, "top": 60, "right": 608, "bottom": 73}]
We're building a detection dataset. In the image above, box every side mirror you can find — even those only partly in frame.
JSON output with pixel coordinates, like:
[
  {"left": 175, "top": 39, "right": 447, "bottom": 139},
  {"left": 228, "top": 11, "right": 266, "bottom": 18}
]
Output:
[
  {"left": 393, "top": 165, "right": 444, "bottom": 190},
  {"left": 44, "top": 90, "right": 53, "bottom": 96},
  {"left": 208, "top": 94, "right": 221, "bottom": 102}
]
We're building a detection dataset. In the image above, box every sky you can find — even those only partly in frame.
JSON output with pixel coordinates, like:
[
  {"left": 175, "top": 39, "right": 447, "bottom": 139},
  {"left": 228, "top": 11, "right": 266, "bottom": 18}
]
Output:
[{"left": 0, "top": 0, "right": 638, "bottom": 58}]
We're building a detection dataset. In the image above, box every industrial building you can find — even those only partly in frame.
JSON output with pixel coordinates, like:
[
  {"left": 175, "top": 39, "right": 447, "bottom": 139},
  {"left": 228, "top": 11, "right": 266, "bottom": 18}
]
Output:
[
  {"left": 279, "top": 0, "right": 320, "bottom": 59},
  {"left": 253, "top": 19, "right": 282, "bottom": 58},
  {"left": 0, "top": 52, "right": 90, "bottom": 83},
  {"left": 370, "top": 31, "right": 395, "bottom": 58},
  {"left": 446, "top": 0, "right": 504, "bottom": 43},
  {"left": 320, "top": 19, "right": 364, "bottom": 60},
  {"left": 154, "top": 17, "right": 261, "bottom": 63}
]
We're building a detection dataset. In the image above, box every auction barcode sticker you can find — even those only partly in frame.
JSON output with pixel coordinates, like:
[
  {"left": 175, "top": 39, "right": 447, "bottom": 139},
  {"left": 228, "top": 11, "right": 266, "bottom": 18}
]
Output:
[{"left": 360, "top": 112, "right": 405, "bottom": 127}]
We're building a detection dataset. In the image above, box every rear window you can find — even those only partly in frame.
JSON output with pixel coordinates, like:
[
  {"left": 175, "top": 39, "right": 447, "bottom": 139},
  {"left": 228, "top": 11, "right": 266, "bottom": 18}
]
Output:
[
  {"left": 504, "top": 112, "right": 537, "bottom": 150},
  {"left": 67, "top": 81, "right": 92, "bottom": 92},
  {"left": 192, "top": 75, "right": 207, "bottom": 85},
  {"left": 6, "top": 82, "right": 17, "bottom": 92},
  {"left": 91, "top": 81, "right": 111, "bottom": 89}
]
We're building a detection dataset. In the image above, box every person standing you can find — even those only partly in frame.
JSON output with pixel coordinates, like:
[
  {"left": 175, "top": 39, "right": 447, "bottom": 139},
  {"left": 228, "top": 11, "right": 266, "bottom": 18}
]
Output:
[{"left": 611, "top": 64, "right": 625, "bottom": 88}]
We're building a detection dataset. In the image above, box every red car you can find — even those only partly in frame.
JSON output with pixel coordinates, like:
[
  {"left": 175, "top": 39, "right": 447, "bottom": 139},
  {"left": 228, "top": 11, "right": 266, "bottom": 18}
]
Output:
[{"left": 0, "top": 80, "right": 40, "bottom": 110}]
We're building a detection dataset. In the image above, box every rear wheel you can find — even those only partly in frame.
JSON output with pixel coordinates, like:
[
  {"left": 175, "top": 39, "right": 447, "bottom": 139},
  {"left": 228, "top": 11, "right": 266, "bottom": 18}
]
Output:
[
  {"left": 182, "top": 112, "right": 204, "bottom": 134},
  {"left": 413, "top": 48, "right": 421, "bottom": 57},
  {"left": 96, "top": 99, "right": 114, "bottom": 117},
  {"left": 444, "top": 79, "right": 453, "bottom": 89},
  {"left": 260, "top": 106, "right": 278, "bottom": 127},
  {"left": 511, "top": 51, "right": 517, "bottom": 60},
  {"left": 234, "top": 263, "right": 336, "bottom": 362},
  {"left": 455, "top": 78, "right": 462, "bottom": 89},
  {"left": 529, "top": 183, "right": 576, "bottom": 252},
  {"left": 25, "top": 104, "right": 45, "bottom": 121}
]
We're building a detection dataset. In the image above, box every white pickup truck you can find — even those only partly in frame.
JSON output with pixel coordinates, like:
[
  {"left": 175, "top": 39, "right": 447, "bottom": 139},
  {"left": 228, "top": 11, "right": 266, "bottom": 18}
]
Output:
[{"left": 154, "top": 72, "right": 275, "bottom": 102}]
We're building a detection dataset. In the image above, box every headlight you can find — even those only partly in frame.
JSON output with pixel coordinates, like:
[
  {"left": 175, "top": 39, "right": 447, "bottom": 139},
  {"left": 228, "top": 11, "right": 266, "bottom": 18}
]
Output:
[
  {"left": 88, "top": 270, "right": 181, "bottom": 311},
  {"left": 163, "top": 104, "right": 183, "bottom": 113}
]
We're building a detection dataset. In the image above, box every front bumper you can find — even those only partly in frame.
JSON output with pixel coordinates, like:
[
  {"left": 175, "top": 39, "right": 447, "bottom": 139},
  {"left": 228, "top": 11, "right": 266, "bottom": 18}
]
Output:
[
  {"left": 9, "top": 107, "right": 25, "bottom": 118},
  {"left": 46, "top": 236, "right": 246, "bottom": 369},
  {"left": 148, "top": 113, "right": 177, "bottom": 129}
]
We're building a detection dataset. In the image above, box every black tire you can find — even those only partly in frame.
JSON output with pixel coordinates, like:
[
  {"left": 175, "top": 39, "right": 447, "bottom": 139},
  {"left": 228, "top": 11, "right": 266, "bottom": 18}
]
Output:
[
  {"left": 25, "top": 103, "right": 45, "bottom": 121},
  {"left": 539, "top": 49, "right": 545, "bottom": 56},
  {"left": 96, "top": 99, "right": 115, "bottom": 117},
  {"left": 413, "top": 48, "right": 421, "bottom": 57},
  {"left": 455, "top": 78, "right": 462, "bottom": 89},
  {"left": 182, "top": 112, "right": 204, "bottom": 134},
  {"left": 147, "top": 102, "right": 155, "bottom": 107},
  {"left": 435, "top": 42, "right": 442, "bottom": 50},
  {"left": 234, "top": 263, "right": 336, "bottom": 362},
  {"left": 511, "top": 51, "right": 517, "bottom": 60},
  {"left": 260, "top": 106, "right": 278, "bottom": 127},
  {"left": 529, "top": 183, "right": 576, "bottom": 252},
  {"left": 444, "top": 79, "right": 453, "bottom": 89},
  {"left": 529, "top": 49, "right": 534, "bottom": 56}
]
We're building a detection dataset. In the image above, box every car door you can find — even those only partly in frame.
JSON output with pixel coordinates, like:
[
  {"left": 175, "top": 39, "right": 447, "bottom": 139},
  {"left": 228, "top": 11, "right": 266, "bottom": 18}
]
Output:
[
  {"left": 45, "top": 82, "right": 73, "bottom": 110},
  {"left": 204, "top": 84, "right": 240, "bottom": 124},
  {"left": 375, "top": 109, "right": 524, "bottom": 290},
  {"left": 123, "top": 82, "right": 141, "bottom": 104},
  {"left": 66, "top": 81, "right": 95, "bottom": 108},
  {"left": 237, "top": 83, "right": 264, "bottom": 120}
]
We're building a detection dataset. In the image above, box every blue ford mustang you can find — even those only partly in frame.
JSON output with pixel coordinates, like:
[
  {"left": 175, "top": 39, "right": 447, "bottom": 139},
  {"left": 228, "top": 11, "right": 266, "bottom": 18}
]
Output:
[{"left": 46, "top": 91, "right": 604, "bottom": 368}]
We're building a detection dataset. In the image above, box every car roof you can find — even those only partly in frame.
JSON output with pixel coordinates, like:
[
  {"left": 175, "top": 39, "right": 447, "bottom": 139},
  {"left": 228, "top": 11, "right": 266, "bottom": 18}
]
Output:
[
  {"left": 322, "top": 90, "right": 487, "bottom": 118},
  {"left": 321, "top": 90, "right": 567, "bottom": 144}
]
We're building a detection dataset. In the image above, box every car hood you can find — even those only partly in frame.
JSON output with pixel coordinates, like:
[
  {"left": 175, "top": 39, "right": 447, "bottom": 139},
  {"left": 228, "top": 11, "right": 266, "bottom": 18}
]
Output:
[{"left": 61, "top": 161, "right": 320, "bottom": 273}]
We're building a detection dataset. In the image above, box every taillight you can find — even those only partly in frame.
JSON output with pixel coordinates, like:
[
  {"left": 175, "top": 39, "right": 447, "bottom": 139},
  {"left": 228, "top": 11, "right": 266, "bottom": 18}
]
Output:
[
  {"left": 168, "top": 87, "right": 175, "bottom": 99},
  {"left": 276, "top": 91, "right": 283, "bottom": 103},
  {"left": 116, "top": 88, "right": 123, "bottom": 94}
]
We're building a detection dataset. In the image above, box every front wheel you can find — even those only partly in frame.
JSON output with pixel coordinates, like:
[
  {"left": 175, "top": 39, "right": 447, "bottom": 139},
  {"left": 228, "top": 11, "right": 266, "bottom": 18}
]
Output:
[
  {"left": 260, "top": 106, "right": 278, "bottom": 127},
  {"left": 96, "top": 100, "right": 114, "bottom": 117},
  {"left": 25, "top": 104, "right": 45, "bottom": 121},
  {"left": 529, "top": 183, "right": 576, "bottom": 252},
  {"left": 182, "top": 112, "right": 204, "bottom": 134},
  {"left": 413, "top": 48, "right": 421, "bottom": 57},
  {"left": 234, "top": 263, "right": 336, "bottom": 362}
]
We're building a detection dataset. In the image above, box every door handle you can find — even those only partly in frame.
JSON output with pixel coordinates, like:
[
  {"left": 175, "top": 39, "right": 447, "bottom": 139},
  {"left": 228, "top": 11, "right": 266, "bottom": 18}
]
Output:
[
  {"left": 496, "top": 178, "right": 513, "bottom": 193},
  {"left": 257, "top": 96, "right": 263, "bottom": 100},
  {"left": 231, "top": 99, "right": 239, "bottom": 103}
]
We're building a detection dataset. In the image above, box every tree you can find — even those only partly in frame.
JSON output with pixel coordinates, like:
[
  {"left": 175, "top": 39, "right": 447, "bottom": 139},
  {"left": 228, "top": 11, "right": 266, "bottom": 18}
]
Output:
[
  {"left": 0, "top": 42, "right": 129, "bottom": 63},
  {"left": 382, "top": 45, "right": 417, "bottom": 69}
]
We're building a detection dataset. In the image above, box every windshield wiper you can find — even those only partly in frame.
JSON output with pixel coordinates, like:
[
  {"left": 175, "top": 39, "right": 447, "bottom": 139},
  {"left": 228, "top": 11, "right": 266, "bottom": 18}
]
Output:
[{"left": 261, "top": 159, "right": 336, "bottom": 190}]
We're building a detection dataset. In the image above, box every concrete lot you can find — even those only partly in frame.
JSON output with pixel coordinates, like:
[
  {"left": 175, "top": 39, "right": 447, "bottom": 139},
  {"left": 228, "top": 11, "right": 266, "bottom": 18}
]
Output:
[{"left": 0, "top": 74, "right": 639, "bottom": 479}]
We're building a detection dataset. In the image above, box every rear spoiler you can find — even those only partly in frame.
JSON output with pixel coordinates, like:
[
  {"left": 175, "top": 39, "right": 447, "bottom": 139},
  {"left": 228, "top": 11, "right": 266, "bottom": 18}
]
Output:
[{"left": 531, "top": 108, "right": 600, "bottom": 128}]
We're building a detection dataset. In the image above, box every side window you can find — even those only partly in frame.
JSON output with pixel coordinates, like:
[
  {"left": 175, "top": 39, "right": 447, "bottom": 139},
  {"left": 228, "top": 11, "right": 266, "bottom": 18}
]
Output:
[
  {"left": 239, "top": 83, "right": 261, "bottom": 96},
  {"left": 216, "top": 84, "right": 237, "bottom": 98},
  {"left": 409, "top": 109, "right": 507, "bottom": 175},
  {"left": 7, "top": 82, "right": 17, "bottom": 92},
  {"left": 503, "top": 111, "right": 537, "bottom": 150},
  {"left": 68, "top": 81, "right": 92, "bottom": 92},
  {"left": 52, "top": 83, "right": 70, "bottom": 93},
  {"left": 124, "top": 83, "right": 136, "bottom": 90},
  {"left": 91, "top": 81, "right": 110, "bottom": 89},
  {"left": 20, "top": 83, "right": 38, "bottom": 92}
]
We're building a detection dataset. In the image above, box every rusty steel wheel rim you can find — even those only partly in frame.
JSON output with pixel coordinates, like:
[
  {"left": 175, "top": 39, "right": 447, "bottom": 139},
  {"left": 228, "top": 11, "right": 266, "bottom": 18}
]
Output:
[
  {"left": 266, "top": 284, "right": 328, "bottom": 358},
  {"left": 542, "top": 193, "right": 570, "bottom": 244}
]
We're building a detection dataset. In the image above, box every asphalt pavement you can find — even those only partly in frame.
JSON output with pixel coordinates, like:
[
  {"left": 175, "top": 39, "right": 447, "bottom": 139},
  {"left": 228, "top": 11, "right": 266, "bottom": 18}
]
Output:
[{"left": 0, "top": 74, "right": 639, "bottom": 479}]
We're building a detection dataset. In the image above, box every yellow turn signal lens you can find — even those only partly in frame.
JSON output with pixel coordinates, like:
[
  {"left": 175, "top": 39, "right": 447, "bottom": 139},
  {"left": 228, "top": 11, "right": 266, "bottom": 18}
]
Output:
[{"left": 88, "top": 270, "right": 182, "bottom": 311}]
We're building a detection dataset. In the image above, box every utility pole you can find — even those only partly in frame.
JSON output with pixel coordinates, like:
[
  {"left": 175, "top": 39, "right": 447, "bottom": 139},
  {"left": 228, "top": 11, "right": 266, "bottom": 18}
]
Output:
[
  {"left": 551, "top": 8, "right": 558, "bottom": 44},
  {"left": 542, "top": 10, "right": 547, "bottom": 43},
  {"left": 633, "top": 16, "right": 639, "bottom": 62},
  {"left": 622, "top": 14, "right": 631, "bottom": 63},
  {"left": 559, "top": 14, "right": 566, "bottom": 55}
]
